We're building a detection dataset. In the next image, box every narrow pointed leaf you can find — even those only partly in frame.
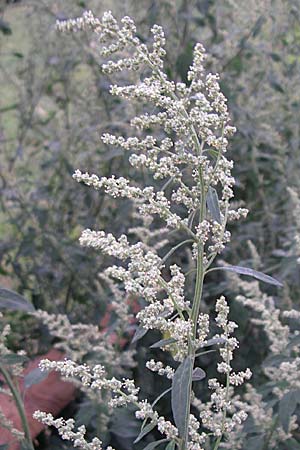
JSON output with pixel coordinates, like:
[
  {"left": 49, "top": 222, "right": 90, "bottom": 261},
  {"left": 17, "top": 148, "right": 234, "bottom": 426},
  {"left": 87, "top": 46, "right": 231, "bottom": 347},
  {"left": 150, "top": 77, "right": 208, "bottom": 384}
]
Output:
[
  {"left": 1, "top": 353, "right": 29, "bottom": 365},
  {"left": 161, "top": 240, "right": 193, "bottom": 267},
  {"left": 211, "top": 265, "right": 283, "bottom": 287},
  {"left": 132, "top": 326, "right": 148, "bottom": 344},
  {"left": 171, "top": 356, "right": 193, "bottom": 436},
  {"left": 134, "top": 421, "right": 157, "bottom": 444},
  {"left": 20, "top": 443, "right": 34, "bottom": 450},
  {"left": 279, "top": 390, "right": 298, "bottom": 433},
  {"left": 195, "top": 349, "right": 216, "bottom": 357},
  {"left": 150, "top": 338, "right": 177, "bottom": 349},
  {"left": 199, "top": 337, "right": 226, "bottom": 348},
  {"left": 246, "top": 435, "right": 264, "bottom": 450},
  {"left": 192, "top": 367, "right": 206, "bottom": 381},
  {"left": 152, "top": 387, "right": 172, "bottom": 408},
  {"left": 0, "top": 288, "right": 35, "bottom": 312},
  {"left": 286, "top": 335, "right": 300, "bottom": 351},
  {"left": 165, "top": 442, "right": 175, "bottom": 450},
  {"left": 24, "top": 367, "right": 49, "bottom": 389},
  {"left": 207, "top": 186, "right": 221, "bottom": 224},
  {"left": 143, "top": 439, "right": 168, "bottom": 450}
]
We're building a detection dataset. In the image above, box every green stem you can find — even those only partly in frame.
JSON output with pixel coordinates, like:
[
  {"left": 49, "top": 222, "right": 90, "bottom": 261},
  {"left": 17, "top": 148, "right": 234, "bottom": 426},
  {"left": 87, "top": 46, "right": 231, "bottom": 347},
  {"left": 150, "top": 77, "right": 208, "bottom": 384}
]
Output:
[
  {"left": 181, "top": 166, "right": 206, "bottom": 450},
  {"left": 137, "top": 45, "right": 208, "bottom": 450},
  {"left": 212, "top": 327, "right": 230, "bottom": 450},
  {"left": 262, "top": 416, "right": 279, "bottom": 450},
  {"left": 180, "top": 245, "right": 205, "bottom": 450},
  {"left": 0, "top": 362, "right": 34, "bottom": 450},
  {"left": 160, "top": 239, "right": 194, "bottom": 268}
]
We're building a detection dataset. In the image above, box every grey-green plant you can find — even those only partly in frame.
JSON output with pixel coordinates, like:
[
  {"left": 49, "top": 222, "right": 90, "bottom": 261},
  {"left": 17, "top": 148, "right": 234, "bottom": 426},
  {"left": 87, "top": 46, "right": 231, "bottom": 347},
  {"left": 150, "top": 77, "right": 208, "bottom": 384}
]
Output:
[{"left": 30, "top": 11, "right": 300, "bottom": 450}]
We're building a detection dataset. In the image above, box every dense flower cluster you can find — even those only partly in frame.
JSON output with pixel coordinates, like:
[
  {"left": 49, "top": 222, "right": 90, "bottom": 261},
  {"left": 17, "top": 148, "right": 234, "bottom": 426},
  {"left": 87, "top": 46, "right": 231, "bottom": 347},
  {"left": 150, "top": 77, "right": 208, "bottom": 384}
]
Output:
[
  {"left": 193, "top": 297, "right": 251, "bottom": 440},
  {"left": 31, "top": 9, "right": 280, "bottom": 450},
  {"left": 33, "top": 411, "right": 110, "bottom": 450}
]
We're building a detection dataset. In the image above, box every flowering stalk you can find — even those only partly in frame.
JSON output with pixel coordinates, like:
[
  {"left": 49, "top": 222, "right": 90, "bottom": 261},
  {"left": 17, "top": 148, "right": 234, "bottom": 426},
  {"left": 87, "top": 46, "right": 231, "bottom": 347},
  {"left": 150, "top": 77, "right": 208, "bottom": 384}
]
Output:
[{"left": 31, "top": 10, "right": 276, "bottom": 450}]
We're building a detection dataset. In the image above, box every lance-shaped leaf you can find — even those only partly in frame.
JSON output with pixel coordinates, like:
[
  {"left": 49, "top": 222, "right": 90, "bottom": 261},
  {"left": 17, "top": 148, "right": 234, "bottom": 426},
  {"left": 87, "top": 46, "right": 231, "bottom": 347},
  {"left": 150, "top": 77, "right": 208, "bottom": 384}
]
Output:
[
  {"left": 24, "top": 367, "right": 50, "bottom": 389},
  {"left": 209, "top": 265, "right": 283, "bottom": 287},
  {"left": 134, "top": 421, "right": 157, "bottom": 444},
  {"left": 1, "top": 353, "right": 29, "bottom": 365},
  {"left": 246, "top": 435, "right": 264, "bottom": 450},
  {"left": 150, "top": 338, "right": 177, "bottom": 349},
  {"left": 279, "top": 390, "right": 299, "bottom": 433},
  {"left": 131, "top": 326, "right": 148, "bottom": 344},
  {"left": 171, "top": 356, "right": 193, "bottom": 437},
  {"left": 206, "top": 186, "right": 221, "bottom": 224},
  {"left": 143, "top": 439, "right": 168, "bottom": 450},
  {"left": 192, "top": 367, "right": 206, "bottom": 381},
  {"left": 286, "top": 334, "right": 300, "bottom": 351},
  {"left": 165, "top": 442, "right": 176, "bottom": 450},
  {"left": 152, "top": 387, "right": 172, "bottom": 408},
  {"left": 20, "top": 443, "right": 34, "bottom": 450},
  {"left": 198, "top": 337, "right": 226, "bottom": 349},
  {"left": 195, "top": 349, "right": 216, "bottom": 358},
  {"left": 0, "top": 288, "right": 35, "bottom": 312}
]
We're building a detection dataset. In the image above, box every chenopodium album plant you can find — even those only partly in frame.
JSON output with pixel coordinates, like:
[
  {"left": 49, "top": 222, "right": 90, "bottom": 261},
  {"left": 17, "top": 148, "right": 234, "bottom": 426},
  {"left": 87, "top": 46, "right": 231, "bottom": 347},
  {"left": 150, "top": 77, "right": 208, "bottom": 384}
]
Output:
[{"left": 33, "top": 11, "right": 285, "bottom": 450}]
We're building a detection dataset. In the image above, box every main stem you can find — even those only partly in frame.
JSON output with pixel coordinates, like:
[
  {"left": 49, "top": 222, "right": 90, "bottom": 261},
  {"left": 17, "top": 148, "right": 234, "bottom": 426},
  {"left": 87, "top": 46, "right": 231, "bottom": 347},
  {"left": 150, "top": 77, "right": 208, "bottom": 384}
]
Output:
[
  {"left": 137, "top": 49, "right": 208, "bottom": 450},
  {"left": 180, "top": 154, "right": 206, "bottom": 450},
  {"left": 0, "top": 363, "right": 34, "bottom": 450}
]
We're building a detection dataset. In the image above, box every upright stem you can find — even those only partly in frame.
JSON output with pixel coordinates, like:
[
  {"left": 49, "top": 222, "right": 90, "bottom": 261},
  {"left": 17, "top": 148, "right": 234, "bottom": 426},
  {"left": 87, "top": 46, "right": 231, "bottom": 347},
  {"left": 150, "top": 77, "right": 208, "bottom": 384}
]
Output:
[
  {"left": 0, "top": 363, "right": 34, "bottom": 450},
  {"left": 141, "top": 49, "right": 208, "bottom": 450},
  {"left": 181, "top": 165, "right": 206, "bottom": 450},
  {"left": 212, "top": 326, "right": 230, "bottom": 450}
]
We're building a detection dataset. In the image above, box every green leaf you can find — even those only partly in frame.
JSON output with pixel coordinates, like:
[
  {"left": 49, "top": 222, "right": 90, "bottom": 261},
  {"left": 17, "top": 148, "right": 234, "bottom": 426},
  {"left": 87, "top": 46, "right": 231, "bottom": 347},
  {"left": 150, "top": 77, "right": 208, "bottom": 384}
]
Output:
[
  {"left": 252, "top": 15, "right": 266, "bottom": 37},
  {"left": 160, "top": 240, "right": 193, "bottom": 267},
  {"left": 24, "top": 367, "right": 49, "bottom": 389},
  {"left": 131, "top": 326, "right": 148, "bottom": 344},
  {"left": 0, "top": 444, "right": 9, "bottom": 449},
  {"left": 0, "top": 288, "right": 35, "bottom": 312},
  {"left": 165, "top": 442, "right": 175, "bottom": 450},
  {"left": 269, "top": 52, "right": 281, "bottom": 62},
  {"left": 1, "top": 353, "right": 28, "bottom": 365},
  {"left": 150, "top": 338, "right": 177, "bottom": 349},
  {"left": 206, "top": 149, "right": 219, "bottom": 159},
  {"left": 13, "top": 52, "right": 24, "bottom": 59},
  {"left": 269, "top": 74, "right": 284, "bottom": 93},
  {"left": 283, "top": 438, "right": 300, "bottom": 449},
  {"left": 246, "top": 435, "right": 264, "bottom": 450},
  {"left": 0, "top": 19, "right": 12, "bottom": 35},
  {"left": 152, "top": 387, "right": 172, "bottom": 408},
  {"left": 171, "top": 356, "right": 193, "bottom": 437},
  {"left": 20, "top": 442, "right": 34, "bottom": 450},
  {"left": 143, "top": 439, "right": 168, "bottom": 450},
  {"left": 279, "top": 390, "right": 298, "bottom": 433},
  {"left": 195, "top": 349, "right": 216, "bottom": 358},
  {"left": 210, "top": 265, "right": 283, "bottom": 287},
  {"left": 263, "top": 354, "right": 291, "bottom": 368},
  {"left": 134, "top": 421, "right": 157, "bottom": 444},
  {"left": 110, "top": 406, "right": 140, "bottom": 439},
  {"left": 199, "top": 337, "right": 226, "bottom": 348},
  {"left": 192, "top": 367, "right": 206, "bottom": 381},
  {"left": 286, "top": 334, "right": 300, "bottom": 351},
  {"left": 206, "top": 186, "right": 222, "bottom": 224}
]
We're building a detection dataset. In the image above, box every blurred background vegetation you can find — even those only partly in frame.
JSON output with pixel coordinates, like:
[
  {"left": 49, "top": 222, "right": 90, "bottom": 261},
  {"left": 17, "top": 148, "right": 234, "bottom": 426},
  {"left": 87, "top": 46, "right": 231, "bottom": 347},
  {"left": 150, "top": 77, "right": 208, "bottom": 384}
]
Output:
[{"left": 1, "top": 0, "right": 300, "bottom": 449}]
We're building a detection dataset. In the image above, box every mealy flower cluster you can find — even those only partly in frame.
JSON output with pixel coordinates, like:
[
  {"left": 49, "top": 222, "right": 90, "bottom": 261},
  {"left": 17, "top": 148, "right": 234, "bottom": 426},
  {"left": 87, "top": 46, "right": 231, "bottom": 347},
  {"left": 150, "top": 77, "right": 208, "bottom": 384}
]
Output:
[
  {"left": 225, "top": 269, "right": 300, "bottom": 447},
  {"left": 32, "top": 9, "right": 272, "bottom": 450}
]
